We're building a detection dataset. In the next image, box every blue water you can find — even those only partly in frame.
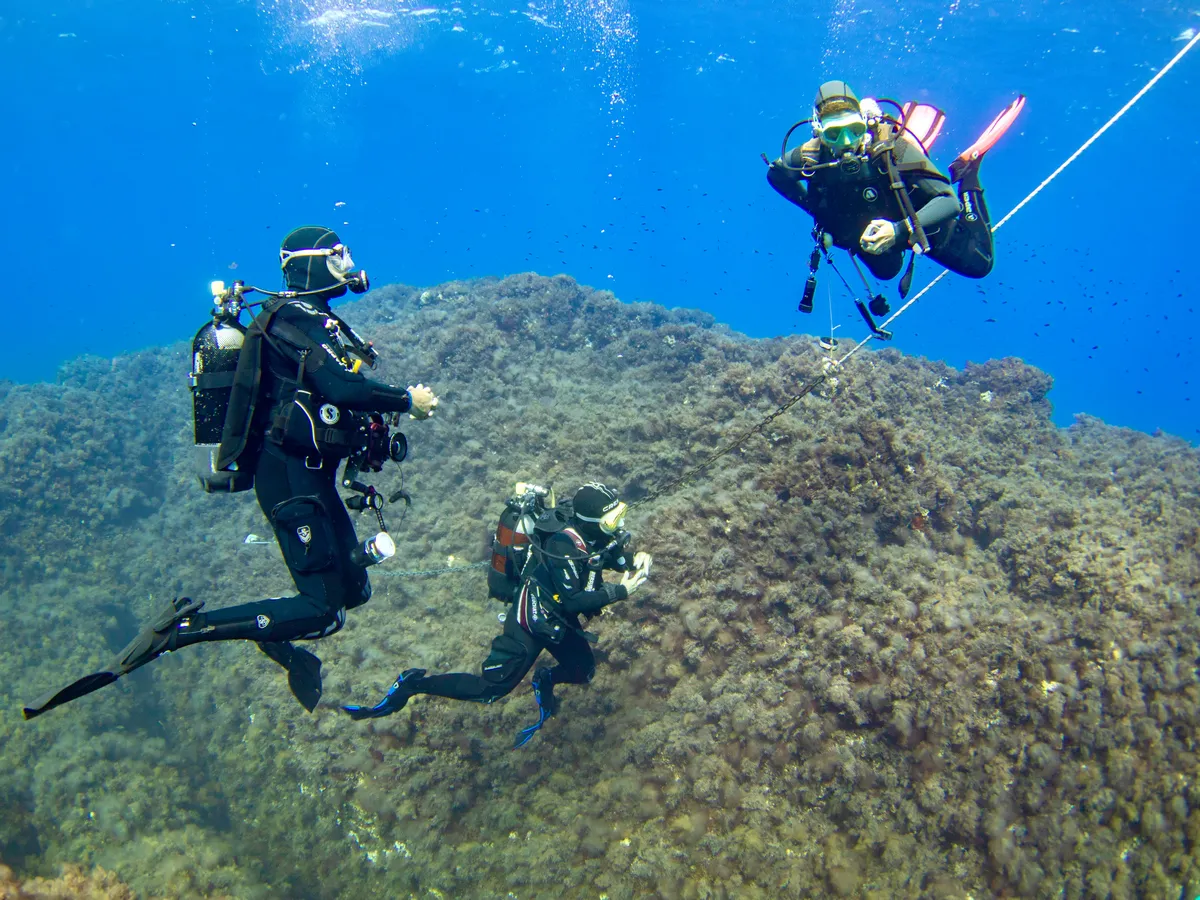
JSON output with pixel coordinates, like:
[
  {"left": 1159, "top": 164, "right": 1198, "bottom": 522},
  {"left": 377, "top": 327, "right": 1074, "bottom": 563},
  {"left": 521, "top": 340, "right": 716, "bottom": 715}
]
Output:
[{"left": 2, "top": 0, "right": 1196, "bottom": 439}]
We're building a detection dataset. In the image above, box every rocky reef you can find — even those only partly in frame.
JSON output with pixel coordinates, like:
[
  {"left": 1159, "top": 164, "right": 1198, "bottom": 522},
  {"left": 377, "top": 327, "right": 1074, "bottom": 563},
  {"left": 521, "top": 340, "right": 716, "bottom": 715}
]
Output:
[
  {"left": 0, "top": 862, "right": 135, "bottom": 899},
  {"left": 1, "top": 273, "right": 1198, "bottom": 899}
]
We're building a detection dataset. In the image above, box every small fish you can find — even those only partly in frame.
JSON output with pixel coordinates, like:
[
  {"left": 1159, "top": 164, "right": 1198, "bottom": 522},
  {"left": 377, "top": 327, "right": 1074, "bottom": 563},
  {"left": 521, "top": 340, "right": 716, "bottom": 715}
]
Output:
[{"left": 228, "top": 261, "right": 239, "bottom": 270}]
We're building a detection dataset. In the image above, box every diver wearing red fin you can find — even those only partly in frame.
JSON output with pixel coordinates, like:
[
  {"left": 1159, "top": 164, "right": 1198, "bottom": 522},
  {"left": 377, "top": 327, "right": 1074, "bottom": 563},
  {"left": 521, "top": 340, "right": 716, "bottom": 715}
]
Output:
[{"left": 766, "top": 82, "right": 1024, "bottom": 314}]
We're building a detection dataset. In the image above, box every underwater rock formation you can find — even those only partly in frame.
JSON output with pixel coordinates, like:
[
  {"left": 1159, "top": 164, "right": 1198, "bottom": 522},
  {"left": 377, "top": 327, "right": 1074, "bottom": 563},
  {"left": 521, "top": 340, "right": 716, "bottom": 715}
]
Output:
[
  {"left": 0, "top": 861, "right": 134, "bottom": 899},
  {"left": 1, "top": 273, "right": 1198, "bottom": 898}
]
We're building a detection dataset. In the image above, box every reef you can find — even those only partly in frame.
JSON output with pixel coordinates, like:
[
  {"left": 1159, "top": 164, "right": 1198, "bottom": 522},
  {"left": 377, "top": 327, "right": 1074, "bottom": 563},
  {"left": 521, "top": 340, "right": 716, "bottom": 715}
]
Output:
[
  {"left": 0, "top": 861, "right": 136, "bottom": 899},
  {"left": 1, "top": 272, "right": 1198, "bottom": 899}
]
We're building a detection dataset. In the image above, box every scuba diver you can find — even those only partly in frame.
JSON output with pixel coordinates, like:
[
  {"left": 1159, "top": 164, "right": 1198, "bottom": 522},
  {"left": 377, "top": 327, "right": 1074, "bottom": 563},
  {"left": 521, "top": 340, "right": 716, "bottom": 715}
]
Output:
[
  {"left": 765, "top": 80, "right": 1024, "bottom": 331},
  {"left": 23, "top": 226, "right": 439, "bottom": 720},
  {"left": 341, "top": 483, "right": 652, "bottom": 748}
]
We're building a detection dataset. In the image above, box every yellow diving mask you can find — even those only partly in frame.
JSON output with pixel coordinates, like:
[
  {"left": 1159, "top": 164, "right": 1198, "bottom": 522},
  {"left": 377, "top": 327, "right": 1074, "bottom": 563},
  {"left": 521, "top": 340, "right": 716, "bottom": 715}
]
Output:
[{"left": 598, "top": 500, "right": 628, "bottom": 535}]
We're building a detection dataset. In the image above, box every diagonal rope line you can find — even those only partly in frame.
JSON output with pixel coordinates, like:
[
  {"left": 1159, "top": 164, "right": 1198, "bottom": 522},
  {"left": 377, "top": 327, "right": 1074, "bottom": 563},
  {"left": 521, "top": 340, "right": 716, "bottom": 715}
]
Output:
[{"left": 833, "top": 29, "right": 1200, "bottom": 371}]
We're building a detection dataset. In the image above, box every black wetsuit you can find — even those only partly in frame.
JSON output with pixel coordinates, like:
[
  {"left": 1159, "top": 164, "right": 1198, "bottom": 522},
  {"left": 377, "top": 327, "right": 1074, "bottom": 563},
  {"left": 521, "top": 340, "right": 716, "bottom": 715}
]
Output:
[
  {"left": 405, "top": 529, "right": 633, "bottom": 704},
  {"left": 176, "top": 299, "right": 413, "bottom": 653},
  {"left": 767, "top": 136, "right": 995, "bottom": 280}
]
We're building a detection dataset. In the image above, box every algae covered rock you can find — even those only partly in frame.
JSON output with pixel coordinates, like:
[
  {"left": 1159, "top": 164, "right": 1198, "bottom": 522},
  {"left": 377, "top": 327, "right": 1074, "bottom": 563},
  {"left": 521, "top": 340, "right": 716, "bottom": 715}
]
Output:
[{"left": 2, "top": 273, "right": 1198, "bottom": 899}]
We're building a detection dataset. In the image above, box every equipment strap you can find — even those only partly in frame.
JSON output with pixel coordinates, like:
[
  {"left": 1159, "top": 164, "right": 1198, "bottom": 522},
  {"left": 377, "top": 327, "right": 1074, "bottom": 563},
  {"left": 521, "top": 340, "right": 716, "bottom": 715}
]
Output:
[{"left": 191, "top": 371, "right": 236, "bottom": 390}]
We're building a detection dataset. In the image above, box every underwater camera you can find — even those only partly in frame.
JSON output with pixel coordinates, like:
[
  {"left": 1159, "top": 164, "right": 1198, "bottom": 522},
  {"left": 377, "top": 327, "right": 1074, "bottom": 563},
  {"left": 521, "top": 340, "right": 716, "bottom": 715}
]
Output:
[{"left": 355, "top": 412, "right": 407, "bottom": 472}]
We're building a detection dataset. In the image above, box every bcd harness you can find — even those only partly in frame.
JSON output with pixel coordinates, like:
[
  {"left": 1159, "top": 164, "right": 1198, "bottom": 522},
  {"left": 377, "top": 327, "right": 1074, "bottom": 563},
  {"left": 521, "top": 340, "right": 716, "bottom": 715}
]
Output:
[
  {"left": 215, "top": 298, "right": 371, "bottom": 475},
  {"left": 514, "top": 526, "right": 604, "bottom": 645}
]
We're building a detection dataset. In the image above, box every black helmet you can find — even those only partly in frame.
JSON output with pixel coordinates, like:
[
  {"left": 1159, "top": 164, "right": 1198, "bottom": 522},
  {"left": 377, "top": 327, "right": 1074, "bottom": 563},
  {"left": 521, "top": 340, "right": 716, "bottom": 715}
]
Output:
[
  {"left": 279, "top": 225, "right": 358, "bottom": 296},
  {"left": 813, "top": 80, "right": 861, "bottom": 120}
]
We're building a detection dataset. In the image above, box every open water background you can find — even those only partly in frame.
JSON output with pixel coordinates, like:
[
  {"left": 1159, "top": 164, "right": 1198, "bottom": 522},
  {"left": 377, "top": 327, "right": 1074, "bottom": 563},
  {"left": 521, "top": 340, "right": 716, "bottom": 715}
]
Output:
[{"left": 1, "top": 0, "right": 1196, "bottom": 439}]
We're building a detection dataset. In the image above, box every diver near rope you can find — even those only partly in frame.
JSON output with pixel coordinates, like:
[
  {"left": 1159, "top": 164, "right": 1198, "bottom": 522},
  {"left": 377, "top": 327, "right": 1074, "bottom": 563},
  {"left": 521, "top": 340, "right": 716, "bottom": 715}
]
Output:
[
  {"left": 765, "top": 80, "right": 1024, "bottom": 330},
  {"left": 23, "top": 226, "right": 440, "bottom": 720},
  {"left": 341, "top": 483, "right": 652, "bottom": 748}
]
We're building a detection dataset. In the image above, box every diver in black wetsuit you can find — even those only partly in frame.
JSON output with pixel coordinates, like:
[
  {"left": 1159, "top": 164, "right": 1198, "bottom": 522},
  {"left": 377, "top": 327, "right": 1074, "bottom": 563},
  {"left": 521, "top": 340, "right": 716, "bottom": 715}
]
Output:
[
  {"left": 23, "top": 226, "right": 439, "bottom": 720},
  {"left": 767, "top": 80, "right": 1024, "bottom": 313},
  {"left": 342, "top": 483, "right": 652, "bottom": 747}
]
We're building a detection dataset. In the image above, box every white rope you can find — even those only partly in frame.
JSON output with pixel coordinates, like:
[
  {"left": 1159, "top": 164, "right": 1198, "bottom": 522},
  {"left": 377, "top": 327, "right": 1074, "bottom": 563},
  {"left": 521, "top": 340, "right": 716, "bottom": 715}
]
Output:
[{"left": 832, "top": 29, "right": 1200, "bottom": 370}]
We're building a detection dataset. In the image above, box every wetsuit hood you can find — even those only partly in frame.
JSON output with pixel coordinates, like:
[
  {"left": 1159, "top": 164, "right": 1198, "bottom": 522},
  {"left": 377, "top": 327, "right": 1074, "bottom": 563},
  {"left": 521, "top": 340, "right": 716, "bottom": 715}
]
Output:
[{"left": 280, "top": 226, "right": 349, "bottom": 299}]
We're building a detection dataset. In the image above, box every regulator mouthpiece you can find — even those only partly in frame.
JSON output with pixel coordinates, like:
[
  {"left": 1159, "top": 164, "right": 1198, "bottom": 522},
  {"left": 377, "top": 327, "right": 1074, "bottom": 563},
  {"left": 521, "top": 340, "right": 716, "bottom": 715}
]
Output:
[
  {"left": 353, "top": 532, "right": 395, "bottom": 568},
  {"left": 348, "top": 270, "right": 370, "bottom": 294}
]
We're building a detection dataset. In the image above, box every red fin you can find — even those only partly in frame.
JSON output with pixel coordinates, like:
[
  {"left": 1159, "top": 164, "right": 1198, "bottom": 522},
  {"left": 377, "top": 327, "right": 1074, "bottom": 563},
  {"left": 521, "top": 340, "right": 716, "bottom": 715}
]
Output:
[
  {"left": 900, "top": 101, "right": 947, "bottom": 151},
  {"left": 956, "top": 95, "right": 1026, "bottom": 163}
]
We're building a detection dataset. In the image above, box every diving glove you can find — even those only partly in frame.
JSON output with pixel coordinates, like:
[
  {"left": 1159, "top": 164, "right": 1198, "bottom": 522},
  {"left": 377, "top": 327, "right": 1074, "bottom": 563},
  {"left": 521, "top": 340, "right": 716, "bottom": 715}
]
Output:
[
  {"left": 514, "top": 667, "right": 559, "bottom": 749},
  {"left": 342, "top": 668, "right": 426, "bottom": 720},
  {"left": 632, "top": 552, "right": 653, "bottom": 577},
  {"left": 407, "top": 384, "right": 438, "bottom": 420},
  {"left": 618, "top": 553, "right": 652, "bottom": 596}
]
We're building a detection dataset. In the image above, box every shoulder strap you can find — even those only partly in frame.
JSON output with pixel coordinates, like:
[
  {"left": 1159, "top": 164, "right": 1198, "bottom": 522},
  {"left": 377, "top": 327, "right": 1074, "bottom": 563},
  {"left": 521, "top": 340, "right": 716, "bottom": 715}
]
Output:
[
  {"left": 798, "top": 137, "right": 823, "bottom": 167},
  {"left": 559, "top": 527, "right": 590, "bottom": 554},
  {"left": 214, "top": 323, "right": 268, "bottom": 471},
  {"left": 213, "top": 300, "right": 306, "bottom": 471}
]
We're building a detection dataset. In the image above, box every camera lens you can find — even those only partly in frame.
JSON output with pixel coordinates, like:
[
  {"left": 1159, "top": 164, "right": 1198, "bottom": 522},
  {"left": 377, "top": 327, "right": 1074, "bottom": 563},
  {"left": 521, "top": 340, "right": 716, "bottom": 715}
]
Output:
[{"left": 389, "top": 432, "right": 408, "bottom": 463}]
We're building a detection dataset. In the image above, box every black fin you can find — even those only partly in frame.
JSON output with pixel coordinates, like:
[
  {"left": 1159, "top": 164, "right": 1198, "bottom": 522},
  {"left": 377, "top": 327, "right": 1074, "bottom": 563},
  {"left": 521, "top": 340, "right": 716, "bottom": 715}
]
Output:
[
  {"left": 23, "top": 672, "right": 119, "bottom": 720},
  {"left": 259, "top": 641, "right": 322, "bottom": 712},
  {"left": 258, "top": 640, "right": 293, "bottom": 670},
  {"left": 287, "top": 647, "right": 323, "bottom": 713},
  {"left": 899, "top": 253, "right": 916, "bottom": 299}
]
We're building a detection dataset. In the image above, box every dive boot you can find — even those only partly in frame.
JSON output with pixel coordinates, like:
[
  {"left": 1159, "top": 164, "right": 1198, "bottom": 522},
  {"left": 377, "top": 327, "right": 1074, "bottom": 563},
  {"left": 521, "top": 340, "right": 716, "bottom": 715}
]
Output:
[
  {"left": 23, "top": 597, "right": 203, "bottom": 720},
  {"left": 513, "top": 667, "right": 559, "bottom": 749},
  {"left": 342, "top": 668, "right": 426, "bottom": 720},
  {"left": 259, "top": 641, "right": 324, "bottom": 713}
]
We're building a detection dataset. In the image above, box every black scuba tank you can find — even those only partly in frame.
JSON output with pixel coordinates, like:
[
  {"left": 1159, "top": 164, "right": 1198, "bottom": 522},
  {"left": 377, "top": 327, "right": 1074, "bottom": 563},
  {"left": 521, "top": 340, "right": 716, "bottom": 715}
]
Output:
[
  {"left": 191, "top": 317, "right": 246, "bottom": 443},
  {"left": 190, "top": 316, "right": 255, "bottom": 492}
]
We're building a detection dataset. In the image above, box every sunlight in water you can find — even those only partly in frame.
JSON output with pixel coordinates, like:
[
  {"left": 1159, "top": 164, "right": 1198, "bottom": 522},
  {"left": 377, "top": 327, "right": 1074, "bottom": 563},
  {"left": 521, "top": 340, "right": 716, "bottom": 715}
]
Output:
[
  {"left": 256, "top": 0, "right": 424, "bottom": 79},
  {"left": 255, "top": 0, "right": 635, "bottom": 142}
]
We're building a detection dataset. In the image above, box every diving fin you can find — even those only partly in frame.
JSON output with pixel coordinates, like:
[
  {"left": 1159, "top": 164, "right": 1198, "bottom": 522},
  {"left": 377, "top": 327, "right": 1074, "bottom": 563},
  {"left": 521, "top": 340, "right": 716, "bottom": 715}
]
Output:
[
  {"left": 23, "top": 597, "right": 204, "bottom": 720},
  {"left": 341, "top": 668, "right": 426, "bottom": 720},
  {"left": 513, "top": 667, "right": 559, "bottom": 749},
  {"left": 24, "top": 673, "right": 119, "bottom": 720},
  {"left": 899, "top": 101, "right": 946, "bottom": 151},
  {"left": 898, "top": 252, "right": 916, "bottom": 299},
  {"left": 950, "top": 95, "right": 1026, "bottom": 185},
  {"left": 259, "top": 641, "right": 324, "bottom": 712}
]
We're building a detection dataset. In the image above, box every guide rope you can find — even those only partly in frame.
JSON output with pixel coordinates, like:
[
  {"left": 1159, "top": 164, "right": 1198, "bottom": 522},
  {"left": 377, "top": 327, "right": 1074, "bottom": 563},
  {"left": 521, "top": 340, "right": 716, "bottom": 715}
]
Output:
[
  {"left": 833, "top": 30, "right": 1200, "bottom": 370},
  {"left": 372, "top": 561, "right": 490, "bottom": 578}
]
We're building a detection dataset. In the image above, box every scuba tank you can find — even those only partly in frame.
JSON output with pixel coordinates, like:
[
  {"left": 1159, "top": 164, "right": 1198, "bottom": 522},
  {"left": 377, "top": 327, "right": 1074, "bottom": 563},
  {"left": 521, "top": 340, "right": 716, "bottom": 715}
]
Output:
[
  {"left": 190, "top": 281, "right": 255, "bottom": 493},
  {"left": 488, "top": 483, "right": 554, "bottom": 602}
]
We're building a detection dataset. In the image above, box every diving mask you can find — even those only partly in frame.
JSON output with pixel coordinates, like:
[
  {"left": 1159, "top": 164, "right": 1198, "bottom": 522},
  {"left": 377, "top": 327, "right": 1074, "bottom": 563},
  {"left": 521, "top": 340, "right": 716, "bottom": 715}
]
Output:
[
  {"left": 279, "top": 243, "right": 358, "bottom": 283},
  {"left": 574, "top": 498, "right": 628, "bottom": 535},
  {"left": 818, "top": 113, "right": 867, "bottom": 150},
  {"left": 597, "top": 501, "right": 629, "bottom": 535}
]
